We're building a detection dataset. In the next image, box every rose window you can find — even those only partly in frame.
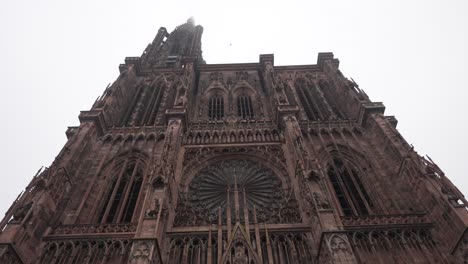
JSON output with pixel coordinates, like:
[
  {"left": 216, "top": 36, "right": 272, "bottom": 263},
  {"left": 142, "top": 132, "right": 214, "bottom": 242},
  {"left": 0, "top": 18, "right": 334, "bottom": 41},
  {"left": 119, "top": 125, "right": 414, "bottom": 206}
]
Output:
[{"left": 188, "top": 159, "right": 284, "bottom": 223}]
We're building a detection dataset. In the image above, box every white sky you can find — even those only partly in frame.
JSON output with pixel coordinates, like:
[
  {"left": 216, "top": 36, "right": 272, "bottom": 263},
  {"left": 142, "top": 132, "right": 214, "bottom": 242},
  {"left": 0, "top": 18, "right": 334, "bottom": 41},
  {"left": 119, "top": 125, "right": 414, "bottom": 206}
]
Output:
[{"left": 0, "top": 0, "right": 467, "bottom": 216}]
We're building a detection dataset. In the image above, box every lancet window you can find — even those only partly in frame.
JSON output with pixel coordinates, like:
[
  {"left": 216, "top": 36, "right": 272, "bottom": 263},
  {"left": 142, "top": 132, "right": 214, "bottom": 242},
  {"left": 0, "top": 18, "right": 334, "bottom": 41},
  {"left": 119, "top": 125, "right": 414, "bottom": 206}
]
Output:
[
  {"left": 208, "top": 95, "right": 224, "bottom": 120},
  {"left": 296, "top": 79, "right": 342, "bottom": 121},
  {"left": 237, "top": 95, "right": 254, "bottom": 119},
  {"left": 327, "top": 158, "right": 372, "bottom": 216},
  {"left": 122, "top": 82, "right": 166, "bottom": 126},
  {"left": 318, "top": 80, "right": 348, "bottom": 119},
  {"left": 98, "top": 159, "right": 145, "bottom": 223},
  {"left": 295, "top": 80, "right": 315, "bottom": 120}
]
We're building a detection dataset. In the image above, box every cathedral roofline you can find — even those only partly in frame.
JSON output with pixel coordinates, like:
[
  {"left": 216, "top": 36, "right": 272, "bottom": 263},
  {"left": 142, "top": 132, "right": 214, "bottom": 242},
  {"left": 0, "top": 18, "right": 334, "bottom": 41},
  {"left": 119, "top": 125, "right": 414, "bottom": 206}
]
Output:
[{"left": 125, "top": 52, "right": 338, "bottom": 73}]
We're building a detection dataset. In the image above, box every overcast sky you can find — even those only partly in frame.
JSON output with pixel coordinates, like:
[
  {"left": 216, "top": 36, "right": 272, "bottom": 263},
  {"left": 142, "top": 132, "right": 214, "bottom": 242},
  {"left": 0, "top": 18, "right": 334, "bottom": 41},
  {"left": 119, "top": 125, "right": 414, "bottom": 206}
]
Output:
[{"left": 0, "top": 0, "right": 467, "bottom": 216}]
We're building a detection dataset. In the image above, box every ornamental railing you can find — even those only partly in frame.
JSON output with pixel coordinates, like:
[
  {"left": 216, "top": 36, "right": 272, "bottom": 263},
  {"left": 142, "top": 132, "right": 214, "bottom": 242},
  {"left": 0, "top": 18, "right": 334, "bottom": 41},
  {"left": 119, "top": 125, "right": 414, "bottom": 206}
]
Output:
[
  {"left": 341, "top": 213, "right": 431, "bottom": 229},
  {"left": 48, "top": 223, "right": 137, "bottom": 236}
]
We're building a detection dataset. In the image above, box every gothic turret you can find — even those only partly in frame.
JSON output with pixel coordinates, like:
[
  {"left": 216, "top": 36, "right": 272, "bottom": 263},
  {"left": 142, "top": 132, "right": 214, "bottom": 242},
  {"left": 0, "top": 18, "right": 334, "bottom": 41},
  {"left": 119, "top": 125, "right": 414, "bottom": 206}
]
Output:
[{"left": 140, "top": 17, "right": 205, "bottom": 69}]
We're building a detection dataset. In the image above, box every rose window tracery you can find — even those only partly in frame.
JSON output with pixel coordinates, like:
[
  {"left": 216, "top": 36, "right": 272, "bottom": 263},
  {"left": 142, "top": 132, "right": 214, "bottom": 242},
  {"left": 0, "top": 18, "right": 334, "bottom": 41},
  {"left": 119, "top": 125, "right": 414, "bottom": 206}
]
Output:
[{"left": 188, "top": 159, "right": 284, "bottom": 223}]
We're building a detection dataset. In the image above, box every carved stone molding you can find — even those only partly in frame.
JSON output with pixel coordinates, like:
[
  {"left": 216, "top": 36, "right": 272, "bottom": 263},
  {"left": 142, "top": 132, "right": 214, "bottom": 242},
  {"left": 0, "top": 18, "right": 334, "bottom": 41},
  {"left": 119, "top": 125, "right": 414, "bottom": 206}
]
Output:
[
  {"left": 348, "top": 227, "right": 434, "bottom": 247},
  {"left": 129, "top": 239, "right": 162, "bottom": 264},
  {"left": 184, "top": 127, "right": 283, "bottom": 145},
  {"left": 346, "top": 227, "right": 445, "bottom": 263},
  {"left": 48, "top": 223, "right": 137, "bottom": 237},
  {"left": 101, "top": 127, "right": 166, "bottom": 144},
  {"left": 328, "top": 234, "right": 351, "bottom": 254},
  {"left": 168, "top": 231, "right": 313, "bottom": 264},
  {"left": 39, "top": 238, "right": 132, "bottom": 263},
  {"left": 300, "top": 119, "right": 361, "bottom": 133},
  {"left": 341, "top": 213, "right": 431, "bottom": 229},
  {"left": 317, "top": 232, "right": 356, "bottom": 263},
  {"left": 190, "top": 120, "right": 277, "bottom": 129},
  {"left": 129, "top": 240, "right": 152, "bottom": 263},
  {"left": 182, "top": 145, "right": 288, "bottom": 185}
]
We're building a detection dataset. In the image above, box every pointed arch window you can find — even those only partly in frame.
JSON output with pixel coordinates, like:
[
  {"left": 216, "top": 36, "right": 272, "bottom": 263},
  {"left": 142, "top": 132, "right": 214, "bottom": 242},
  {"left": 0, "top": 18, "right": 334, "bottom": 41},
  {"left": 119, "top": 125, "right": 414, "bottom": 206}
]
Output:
[
  {"left": 170, "top": 40, "right": 181, "bottom": 55},
  {"left": 237, "top": 95, "right": 254, "bottom": 119},
  {"left": 122, "top": 82, "right": 166, "bottom": 126},
  {"left": 208, "top": 96, "right": 224, "bottom": 120},
  {"left": 327, "top": 158, "right": 372, "bottom": 216},
  {"left": 296, "top": 80, "right": 321, "bottom": 121},
  {"left": 98, "top": 159, "right": 145, "bottom": 223}
]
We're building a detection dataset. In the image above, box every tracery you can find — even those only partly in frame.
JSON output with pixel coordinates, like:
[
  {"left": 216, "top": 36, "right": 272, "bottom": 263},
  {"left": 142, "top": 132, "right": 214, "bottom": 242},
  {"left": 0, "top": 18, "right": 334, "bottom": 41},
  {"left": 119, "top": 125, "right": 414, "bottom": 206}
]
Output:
[
  {"left": 98, "top": 157, "right": 146, "bottom": 224},
  {"left": 188, "top": 159, "right": 283, "bottom": 224}
]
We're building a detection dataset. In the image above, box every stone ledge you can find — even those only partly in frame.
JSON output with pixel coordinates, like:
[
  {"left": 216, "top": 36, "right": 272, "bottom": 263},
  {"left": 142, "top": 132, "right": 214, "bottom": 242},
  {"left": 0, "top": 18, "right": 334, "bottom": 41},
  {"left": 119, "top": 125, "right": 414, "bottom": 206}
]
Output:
[
  {"left": 341, "top": 213, "right": 431, "bottom": 229},
  {"left": 47, "top": 223, "right": 137, "bottom": 237}
]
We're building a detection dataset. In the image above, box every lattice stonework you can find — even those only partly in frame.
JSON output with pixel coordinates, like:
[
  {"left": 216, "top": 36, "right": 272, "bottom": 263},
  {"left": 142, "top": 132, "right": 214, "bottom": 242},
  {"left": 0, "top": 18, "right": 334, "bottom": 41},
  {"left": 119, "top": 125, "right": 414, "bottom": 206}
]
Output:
[
  {"left": 174, "top": 158, "right": 301, "bottom": 227},
  {"left": 189, "top": 159, "right": 282, "bottom": 222}
]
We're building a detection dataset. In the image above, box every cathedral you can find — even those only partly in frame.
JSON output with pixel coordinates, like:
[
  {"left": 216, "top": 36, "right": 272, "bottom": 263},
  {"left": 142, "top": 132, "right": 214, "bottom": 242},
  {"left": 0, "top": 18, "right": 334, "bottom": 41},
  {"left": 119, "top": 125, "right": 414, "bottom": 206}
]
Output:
[{"left": 0, "top": 18, "right": 467, "bottom": 264}]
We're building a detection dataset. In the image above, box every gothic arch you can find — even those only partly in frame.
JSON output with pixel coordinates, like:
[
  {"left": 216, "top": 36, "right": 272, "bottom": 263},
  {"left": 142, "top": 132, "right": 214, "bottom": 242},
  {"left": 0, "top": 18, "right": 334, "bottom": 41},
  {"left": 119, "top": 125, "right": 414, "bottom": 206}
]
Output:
[
  {"left": 181, "top": 154, "right": 290, "bottom": 193},
  {"left": 124, "top": 134, "right": 135, "bottom": 143},
  {"left": 213, "top": 131, "right": 220, "bottom": 143},
  {"left": 91, "top": 151, "right": 148, "bottom": 224},
  {"left": 147, "top": 132, "right": 164, "bottom": 142},
  {"left": 151, "top": 176, "right": 165, "bottom": 189},
  {"left": 56, "top": 240, "right": 76, "bottom": 259},
  {"left": 121, "top": 75, "right": 170, "bottom": 126},
  {"left": 317, "top": 143, "right": 367, "bottom": 170},
  {"left": 113, "top": 148, "right": 150, "bottom": 162},
  {"left": 203, "top": 85, "right": 229, "bottom": 96},
  {"left": 232, "top": 83, "right": 256, "bottom": 96},
  {"left": 102, "top": 134, "right": 113, "bottom": 143},
  {"left": 318, "top": 144, "right": 373, "bottom": 216},
  {"left": 185, "top": 132, "right": 194, "bottom": 144},
  {"left": 294, "top": 77, "right": 332, "bottom": 121},
  {"left": 149, "top": 73, "right": 167, "bottom": 87},
  {"left": 113, "top": 134, "right": 124, "bottom": 144},
  {"left": 135, "top": 133, "right": 145, "bottom": 141},
  {"left": 147, "top": 133, "right": 157, "bottom": 142},
  {"left": 232, "top": 86, "right": 257, "bottom": 119},
  {"left": 201, "top": 87, "right": 228, "bottom": 121}
]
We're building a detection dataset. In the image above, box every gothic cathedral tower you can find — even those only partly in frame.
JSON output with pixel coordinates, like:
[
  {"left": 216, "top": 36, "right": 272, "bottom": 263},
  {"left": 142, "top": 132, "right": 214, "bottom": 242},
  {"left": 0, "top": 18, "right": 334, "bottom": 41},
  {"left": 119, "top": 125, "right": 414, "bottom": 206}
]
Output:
[{"left": 1, "top": 18, "right": 467, "bottom": 264}]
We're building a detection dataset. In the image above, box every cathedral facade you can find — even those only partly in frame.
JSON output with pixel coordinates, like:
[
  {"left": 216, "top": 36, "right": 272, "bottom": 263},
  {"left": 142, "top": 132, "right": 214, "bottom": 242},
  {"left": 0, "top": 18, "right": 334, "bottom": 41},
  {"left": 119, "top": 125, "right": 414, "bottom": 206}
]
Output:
[{"left": 0, "top": 18, "right": 467, "bottom": 263}]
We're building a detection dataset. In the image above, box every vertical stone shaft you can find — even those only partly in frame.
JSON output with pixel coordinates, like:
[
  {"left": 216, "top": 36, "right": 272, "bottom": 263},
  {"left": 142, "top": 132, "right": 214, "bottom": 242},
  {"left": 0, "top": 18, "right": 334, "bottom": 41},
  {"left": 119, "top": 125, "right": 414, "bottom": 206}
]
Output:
[
  {"left": 265, "top": 223, "right": 274, "bottom": 264},
  {"left": 234, "top": 174, "right": 240, "bottom": 223},
  {"left": 253, "top": 206, "right": 263, "bottom": 262},
  {"left": 242, "top": 189, "right": 250, "bottom": 241},
  {"left": 153, "top": 198, "right": 163, "bottom": 237},
  {"left": 207, "top": 228, "right": 212, "bottom": 264},
  {"left": 218, "top": 207, "right": 223, "bottom": 264},
  {"left": 101, "top": 159, "right": 128, "bottom": 223},
  {"left": 226, "top": 187, "right": 232, "bottom": 238}
]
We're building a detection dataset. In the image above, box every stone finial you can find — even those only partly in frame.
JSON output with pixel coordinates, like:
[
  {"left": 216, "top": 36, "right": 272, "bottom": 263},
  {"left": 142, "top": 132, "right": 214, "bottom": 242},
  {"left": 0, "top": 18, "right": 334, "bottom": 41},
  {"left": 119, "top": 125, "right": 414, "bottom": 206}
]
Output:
[{"left": 187, "top": 17, "right": 195, "bottom": 25}]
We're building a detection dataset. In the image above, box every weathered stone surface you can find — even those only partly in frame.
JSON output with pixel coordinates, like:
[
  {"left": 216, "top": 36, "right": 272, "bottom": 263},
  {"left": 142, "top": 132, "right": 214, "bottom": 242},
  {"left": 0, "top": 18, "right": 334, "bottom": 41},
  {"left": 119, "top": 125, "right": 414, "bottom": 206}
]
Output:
[{"left": 0, "top": 18, "right": 466, "bottom": 264}]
